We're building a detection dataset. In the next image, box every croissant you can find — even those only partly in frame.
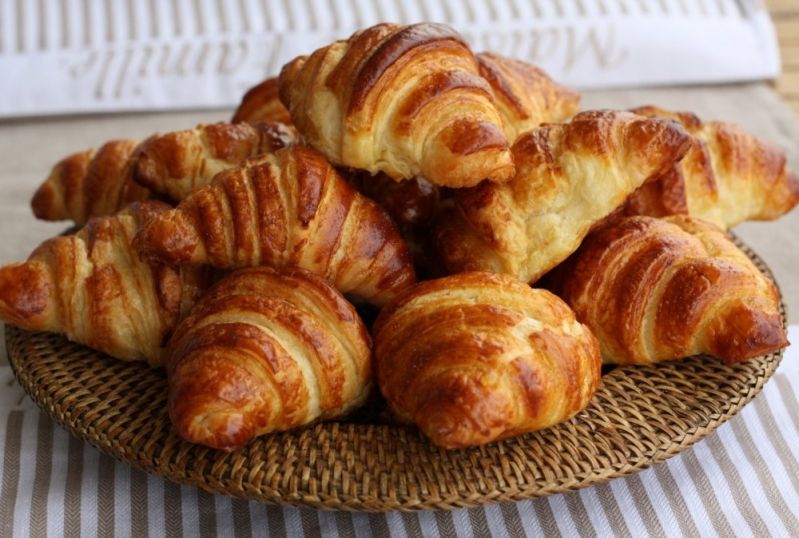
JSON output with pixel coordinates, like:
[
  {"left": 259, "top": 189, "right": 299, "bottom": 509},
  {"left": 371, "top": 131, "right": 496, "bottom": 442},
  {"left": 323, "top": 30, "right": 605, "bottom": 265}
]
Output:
[
  {"left": 135, "top": 145, "right": 416, "bottom": 306},
  {"left": 373, "top": 271, "right": 601, "bottom": 449},
  {"left": 31, "top": 139, "right": 151, "bottom": 226},
  {"left": 437, "top": 110, "right": 692, "bottom": 283},
  {"left": 231, "top": 77, "right": 293, "bottom": 125},
  {"left": 551, "top": 215, "right": 788, "bottom": 365},
  {"left": 476, "top": 52, "right": 580, "bottom": 141},
  {"left": 0, "top": 201, "right": 207, "bottom": 365},
  {"left": 623, "top": 106, "right": 799, "bottom": 228},
  {"left": 168, "top": 266, "right": 372, "bottom": 450},
  {"left": 278, "top": 23, "right": 515, "bottom": 188},
  {"left": 132, "top": 121, "right": 299, "bottom": 202},
  {"left": 31, "top": 122, "right": 300, "bottom": 225}
]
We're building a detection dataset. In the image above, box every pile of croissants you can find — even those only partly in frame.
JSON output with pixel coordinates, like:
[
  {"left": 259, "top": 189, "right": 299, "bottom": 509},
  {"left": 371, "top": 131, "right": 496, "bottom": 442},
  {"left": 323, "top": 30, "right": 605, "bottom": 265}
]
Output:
[{"left": 2, "top": 23, "right": 797, "bottom": 451}]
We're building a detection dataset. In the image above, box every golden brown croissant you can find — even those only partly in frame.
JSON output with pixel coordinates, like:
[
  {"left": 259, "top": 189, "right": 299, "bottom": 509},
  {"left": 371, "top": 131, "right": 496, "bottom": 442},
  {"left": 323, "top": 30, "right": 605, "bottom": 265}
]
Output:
[
  {"left": 135, "top": 145, "right": 416, "bottom": 306},
  {"left": 373, "top": 271, "right": 601, "bottom": 449},
  {"left": 231, "top": 77, "right": 293, "bottom": 125},
  {"left": 31, "top": 140, "right": 151, "bottom": 226},
  {"left": 623, "top": 106, "right": 799, "bottom": 228},
  {"left": 168, "top": 266, "right": 372, "bottom": 450},
  {"left": 476, "top": 52, "right": 580, "bottom": 141},
  {"left": 0, "top": 201, "right": 207, "bottom": 365},
  {"left": 133, "top": 121, "right": 299, "bottom": 202},
  {"left": 437, "top": 110, "right": 692, "bottom": 283},
  {"left": 551, "top": 215, "right": 788, "bottom": 365},
  {"left": 31, "top": 122, "right": 299, "bottom": 224},
  {"left": 278, "top": 23, "right": 515, "bottom": 188}
]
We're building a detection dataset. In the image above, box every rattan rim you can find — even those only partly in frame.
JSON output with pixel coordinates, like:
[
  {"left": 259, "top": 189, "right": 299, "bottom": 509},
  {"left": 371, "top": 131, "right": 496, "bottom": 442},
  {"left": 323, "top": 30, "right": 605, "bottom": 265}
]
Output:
[{"left": 5, "top": 234, "right": 786, "bottom": 512}]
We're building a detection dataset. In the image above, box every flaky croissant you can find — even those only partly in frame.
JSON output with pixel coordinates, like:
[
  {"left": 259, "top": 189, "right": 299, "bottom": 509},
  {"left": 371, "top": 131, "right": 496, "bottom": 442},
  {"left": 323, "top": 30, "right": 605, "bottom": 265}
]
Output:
[
  {"left": 374, "top": 271, "right": 601, "bottom": 449},
  {"left": 232, "top": 77, "right": 293, "bottom": 125},
  {"left": 278, "top": 23, "right": 515, "bottom": 188},
  {"left": 135, "top": 145, "right": 416, "bottom": 306},
  {"left": 476, "top": 52, "right": 580, "bottom": 141},
  {"left": 0, "top": 201, "right": 207, "bottom": 365},
  {"left": 623, "top": 106, "right": 799, "bottom": 228},
  {"left": 31, "top": 122, "right": 299, "bottom": 225},
  {"left": 168, "top": 266, "right": 372, "bottom": 450},
  {"left": 437, "top": 110, "right": 692, "bottom": 283},
  {"left": 31, "top": 139, "right": 151, "bottom": 226},
  {"left": 133, "top": 121, "right": 299, "bottom": 202},
  {"left": 551, "top": 215, "right": 788, "bottom": 365}
]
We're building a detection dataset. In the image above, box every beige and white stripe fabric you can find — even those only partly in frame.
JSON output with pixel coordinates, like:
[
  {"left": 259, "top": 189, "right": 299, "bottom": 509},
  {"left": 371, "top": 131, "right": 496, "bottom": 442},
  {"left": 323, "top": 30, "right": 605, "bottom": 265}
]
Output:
[
  {"left": 0, "top": 0, "right": 779, "bottom": 117},
  {"left": 1, "top": 326, "right": 797, "bottom": 537}
]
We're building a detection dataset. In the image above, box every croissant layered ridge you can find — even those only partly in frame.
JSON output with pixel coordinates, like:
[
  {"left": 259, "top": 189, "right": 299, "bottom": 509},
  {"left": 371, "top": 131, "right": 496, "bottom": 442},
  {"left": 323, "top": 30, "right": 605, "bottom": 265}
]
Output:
[
  {"left": 232, "top": 77, "right": 294, "bottom": 125},
  {"left": 132, "top": 121, "right": 300, "bottom": 202},
  {"left": 373, "top": 271, "right": 601, "bottom": 449},
  {"left": 552, "top": 215, "right": 788, "bottom": 365},
  {"left": 624, "top": 106, "right": 799, "bottom": 228},
  {"left": 0, "top": 201, "right": 207, "bottom": 365},
  {"left": 278, "top": 23, "right": 515, "bottom": 188},
  {"left": 135, "top": 145, "right": 416, "bottom": 306},
  {"left": 476, "top": 52, "right": 580, "bottom": 141},
  {"left": 437, "top": 110, "right": 692, "bottom": 283},
  {"left": 30, "top": 122, "right": 299, "bottom": 226},
  {"left": 168, "top": 266, "right": 372, "bottom": 450},
  {"left": 31, "top": 139, "right": 150, "bottom": 226}
]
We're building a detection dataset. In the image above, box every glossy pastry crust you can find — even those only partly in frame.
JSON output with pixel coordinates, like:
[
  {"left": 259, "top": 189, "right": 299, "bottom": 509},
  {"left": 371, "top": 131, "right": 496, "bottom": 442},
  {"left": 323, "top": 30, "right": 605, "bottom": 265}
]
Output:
[
  {"left": 31, "top": 121, "right": 300, "bottom": 224},
  {"left": 231, "top": 77, "right": 294, "bottom": 125},
  {"left": 135, "top": 145, "right": 416, "bottom": 306},
  {"left": 0, "top": 201, "right": 207, "bottom": 365},
  {"left": 278, "top": 23, "right": 515, "bottom": 188},
  {"left": 437, "top": 110, "right": 692, "bottom": 283},
  {"left": 552, "top": 215, "right": 788, "bottom": 365},
  {"left": 623, "top": 106, "right": 799, "bottom": 228},
  {"left": 133, "top": 121, "right": 299, "bottom": 202},
  {"left": 167, "top": 266, "right": 371, "bottom": 450},
  {"left": 31, "top": 139, "right": 150, "bottom": 226},
  {"left": 373, "top": 271, "right": 601, "bottom": 449},
  {"left": 476, "top": 52, "right": 580, "bottom": 141}
]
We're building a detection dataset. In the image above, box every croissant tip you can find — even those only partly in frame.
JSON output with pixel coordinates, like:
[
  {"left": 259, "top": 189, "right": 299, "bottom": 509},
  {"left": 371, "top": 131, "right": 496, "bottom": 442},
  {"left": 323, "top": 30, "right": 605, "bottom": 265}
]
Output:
[
  {"left": 133, "top": 214, "right": 197, "bottom": 266},
  {"left": 420, "top": 407, "right": 479, "bottom": 449},
  {"left": 710, "top": 306, "right": 789, "bottom": 364},
  {"left": 30, "top": 183, "right": 61, "bottom": 221},
  {"left": 171, "top": 406, "right": 250, "bottom": 451},
  {"left": 0, "top": 262, "right": 52, "bottom": 329}
]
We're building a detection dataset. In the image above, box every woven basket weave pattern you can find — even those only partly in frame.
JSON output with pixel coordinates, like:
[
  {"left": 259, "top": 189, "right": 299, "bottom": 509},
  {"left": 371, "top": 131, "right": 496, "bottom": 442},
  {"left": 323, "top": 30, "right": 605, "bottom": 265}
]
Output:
[{"left": 6, "top": 236, "right": 785, "bottom": 512}]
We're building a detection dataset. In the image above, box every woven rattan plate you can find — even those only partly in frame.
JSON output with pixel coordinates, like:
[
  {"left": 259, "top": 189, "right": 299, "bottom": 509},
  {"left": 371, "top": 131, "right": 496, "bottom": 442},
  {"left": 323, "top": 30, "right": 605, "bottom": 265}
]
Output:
[{"left": 5, "top": 235, "right": 786, "bottom": 512}]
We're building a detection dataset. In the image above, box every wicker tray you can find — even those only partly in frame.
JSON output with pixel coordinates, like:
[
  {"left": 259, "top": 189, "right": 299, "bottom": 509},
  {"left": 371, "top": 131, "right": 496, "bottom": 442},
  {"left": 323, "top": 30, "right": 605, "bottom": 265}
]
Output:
[{"left": 5, "top": 236, "right": 786, "bottom": 512}]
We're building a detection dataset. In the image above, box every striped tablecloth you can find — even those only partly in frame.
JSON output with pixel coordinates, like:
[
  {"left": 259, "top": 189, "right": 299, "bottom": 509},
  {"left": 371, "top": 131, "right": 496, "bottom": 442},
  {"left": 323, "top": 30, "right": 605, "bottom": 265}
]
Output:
[{"left": 1, "top": 326, "right": 797, "bottom": 538}]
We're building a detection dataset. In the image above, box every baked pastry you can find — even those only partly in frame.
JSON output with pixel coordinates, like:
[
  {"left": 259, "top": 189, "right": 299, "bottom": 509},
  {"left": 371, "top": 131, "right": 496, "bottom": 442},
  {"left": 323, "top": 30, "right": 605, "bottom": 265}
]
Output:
[
  {"left": 476, "top": 52, "right": 580, "bottom": 141},
  {"left": 348, "top": 172, "right": 442, "bottom": 229},
  {"left": 232, "top": 77, "right": 293, "bottom": 125},
  {"left": 0, "top": 201, "right": 207, "bottom": 365},
  {"left": 623, "top": 106, "right": 799, "bottom": 228},
  {"left": 31, "top": 121, "right": 300, "bottom": 224},
  {"left": 31, "top": 139, "right": 150, "bottom": 226},
  {"left": 551, "top": 215, "right": 788, "bottom": 365},
  {"left": 278, "top": 22, "right": 515, "bottom": 188},
  {"left": 135, "top": 145, "right": 416, "bottom": 306},
  {"left": 373, "top": 271, "right": 601, "bottom": 449},
  {"left": 437, "top": 110, "right": 692, "bottom": 283},
  {"left": 133, "top": 121, "right": 299, "bottom": 202},
  {"left": 168, "top": 266, "right": 372, "bottom": 450}
]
